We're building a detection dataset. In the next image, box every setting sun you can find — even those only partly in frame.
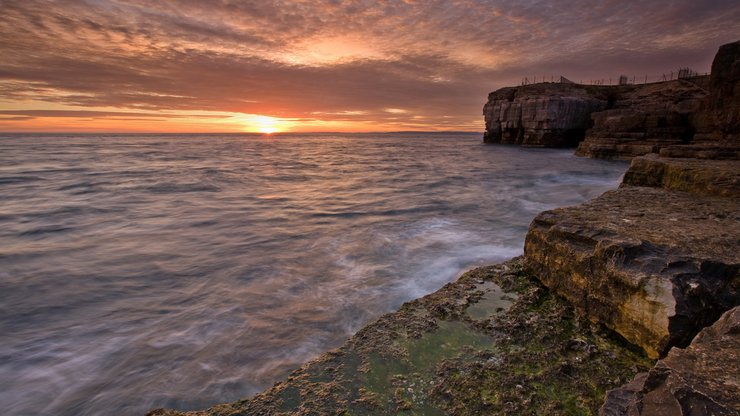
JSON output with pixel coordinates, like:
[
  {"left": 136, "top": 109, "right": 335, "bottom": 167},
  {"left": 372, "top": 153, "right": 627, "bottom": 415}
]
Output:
[
  {"left": 253, "top": 115, "right": 278, "bottom": 133},
  {"left": 230, "top": 114, "right": 290, "bottom": 134},
  {"left": 250, "top": 115, "right": 279, "bottom": 134}
]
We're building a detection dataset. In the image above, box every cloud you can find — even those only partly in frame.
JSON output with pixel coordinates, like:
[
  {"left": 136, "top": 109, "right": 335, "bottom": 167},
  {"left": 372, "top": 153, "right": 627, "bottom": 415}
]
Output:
[
  {"left": 1, "top": 0, "right": 739, "bottom": 131},
  {"left": 0, "top": 110, "right": 227, "bottom": 119}
]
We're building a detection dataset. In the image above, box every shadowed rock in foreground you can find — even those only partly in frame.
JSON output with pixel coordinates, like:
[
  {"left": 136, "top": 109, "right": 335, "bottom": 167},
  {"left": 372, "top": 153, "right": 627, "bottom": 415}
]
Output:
[{"left": 600, "top": 306, "right": 740, "bottom": 416}]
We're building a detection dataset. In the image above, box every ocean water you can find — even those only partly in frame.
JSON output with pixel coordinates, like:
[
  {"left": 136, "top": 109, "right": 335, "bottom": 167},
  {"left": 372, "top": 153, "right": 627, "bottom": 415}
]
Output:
[{"left": 0, "top": 133, "right": 628, "bottom": 415}]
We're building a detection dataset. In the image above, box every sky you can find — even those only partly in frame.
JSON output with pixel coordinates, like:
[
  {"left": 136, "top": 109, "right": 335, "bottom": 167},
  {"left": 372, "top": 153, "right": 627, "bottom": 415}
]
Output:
[{"left": 1, "top": 0, "right": 739, "bottom": 133}]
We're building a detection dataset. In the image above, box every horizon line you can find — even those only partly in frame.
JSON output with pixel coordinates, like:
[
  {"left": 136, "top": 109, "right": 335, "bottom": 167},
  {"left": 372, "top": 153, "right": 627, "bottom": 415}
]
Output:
[{"left": 0, "top": 130, "right": 483, "bottom": 135}]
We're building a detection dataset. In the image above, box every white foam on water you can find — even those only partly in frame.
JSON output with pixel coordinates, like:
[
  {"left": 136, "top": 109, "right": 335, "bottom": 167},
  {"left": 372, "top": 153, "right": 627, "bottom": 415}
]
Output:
[{"left": 0, "top": 134, "right": 628, "bottom": 416}]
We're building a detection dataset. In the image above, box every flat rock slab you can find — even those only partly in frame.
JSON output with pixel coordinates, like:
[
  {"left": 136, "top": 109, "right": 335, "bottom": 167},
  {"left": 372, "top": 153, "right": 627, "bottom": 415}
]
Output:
[
  {"left": 622, "top": 154, "right": 740, "bottom": 197},
  {"left": 525, "top": 186, "right": 739, "bottom": 358},
  {"left": 147, "top": 259, "right": 652, "bottom": 416},
  {"left": 600, "top": 306, "right": 740, "bottom": 416}
]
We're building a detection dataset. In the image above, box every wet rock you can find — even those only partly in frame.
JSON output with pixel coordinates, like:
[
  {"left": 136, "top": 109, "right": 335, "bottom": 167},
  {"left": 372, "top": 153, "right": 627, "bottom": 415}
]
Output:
[
  {"left": 600, "top": 306, "right": 740, "bottom": 416},
  {"left": 524, "top": 187, "right": 740, "bottom": 358},
  {"left": 150, "top": 259, "right": 652, "bottom": 416}
]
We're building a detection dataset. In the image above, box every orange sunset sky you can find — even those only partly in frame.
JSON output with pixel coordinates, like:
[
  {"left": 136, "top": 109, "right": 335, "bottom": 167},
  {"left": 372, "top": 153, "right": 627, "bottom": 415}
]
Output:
[{"left": 1, "top": 0, "right": 739, "bottom": 133}]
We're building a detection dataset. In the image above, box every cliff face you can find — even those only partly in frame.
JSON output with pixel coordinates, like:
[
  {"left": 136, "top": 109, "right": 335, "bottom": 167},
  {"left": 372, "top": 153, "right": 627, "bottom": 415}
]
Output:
[
  {"left": 484, "top": 40, "right": 740, "bottom": 160},
  {"left": 482, "top": 80, "right": 708, "bottom": 155},
  {"left": 575, "top": 79, "right": 709, "bottom": 159},
  {"left": 694, "top": 40, "right": 740, "bottom": 143},
  {"left": 482, "top": 84, "right": 608, "bottom": 147}
]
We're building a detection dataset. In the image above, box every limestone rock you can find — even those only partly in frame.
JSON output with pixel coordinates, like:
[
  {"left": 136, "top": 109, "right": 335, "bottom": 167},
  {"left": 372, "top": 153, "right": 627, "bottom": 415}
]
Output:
[
  {"left": 695, "top": 40, "right": 740, "bottom": 144},
  {"left": 578, "top": 40, "right": 740, "bottom": 158},
  {"left": 483, "top": 40, "right": 740, "bottom": 159},
  {"left": 575, "top": 79, "right": 709, "bottom": 159},
  {"left": 483, "top": 83, "right": 608, "bottom": 147},
  {"left": 600, "top": 306, "right": 740, "bottom": 416},
  {"left": 524, "top": 187, "right": 740, "bottom": 358},
  {"left": 659, "top": 144, "right": 740, "bottom": 160},
  {"left": 622, "top": 153, "right": 740, "bottom": 197}
]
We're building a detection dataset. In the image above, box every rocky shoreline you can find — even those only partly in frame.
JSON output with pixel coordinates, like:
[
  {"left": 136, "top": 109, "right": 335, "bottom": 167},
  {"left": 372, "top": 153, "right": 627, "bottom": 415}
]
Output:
[{"left": 149, "top": 41, "right": 739, "bottom": 415}]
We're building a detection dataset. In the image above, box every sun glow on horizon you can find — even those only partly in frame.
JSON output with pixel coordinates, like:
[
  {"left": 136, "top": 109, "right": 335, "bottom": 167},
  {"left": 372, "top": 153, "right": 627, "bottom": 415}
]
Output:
[{"left": 232, "top": 114, "right": 290, "bottom": 134}]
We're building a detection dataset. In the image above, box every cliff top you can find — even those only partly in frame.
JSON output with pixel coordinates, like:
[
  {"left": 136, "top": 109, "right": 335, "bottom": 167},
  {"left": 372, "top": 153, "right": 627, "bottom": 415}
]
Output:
[{"left": 487, "top": 76, "right": 710, "bottom": 105}]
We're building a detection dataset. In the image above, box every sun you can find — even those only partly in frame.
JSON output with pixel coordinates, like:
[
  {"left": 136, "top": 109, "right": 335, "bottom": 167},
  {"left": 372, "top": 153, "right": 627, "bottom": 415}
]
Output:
[
  {"left": 231, "top": 114, "right": 289, "bottom": 134},
  {"left": 252, "top": 115, "right": 281, "bottom": 134}
]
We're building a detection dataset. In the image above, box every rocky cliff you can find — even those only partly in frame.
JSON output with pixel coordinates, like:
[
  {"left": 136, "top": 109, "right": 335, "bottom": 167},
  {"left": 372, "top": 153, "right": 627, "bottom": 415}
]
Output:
[
  {"left": 484, "top": 40, "right": 740, "bottom": 160},
  {"left": 482, "top": 83, "right": 610, "bottom": 147},
  {"left": 575, "top": 79, "right": 709, "bottom": 159},
  {"left": 694, "top": 40, "right": 740, "bottom": 145}
]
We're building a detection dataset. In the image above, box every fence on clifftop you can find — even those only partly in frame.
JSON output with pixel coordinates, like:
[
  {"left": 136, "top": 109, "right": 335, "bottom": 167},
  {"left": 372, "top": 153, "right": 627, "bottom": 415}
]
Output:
[{"left": 520, "top": 67, "right": 708, "bottom": 86}]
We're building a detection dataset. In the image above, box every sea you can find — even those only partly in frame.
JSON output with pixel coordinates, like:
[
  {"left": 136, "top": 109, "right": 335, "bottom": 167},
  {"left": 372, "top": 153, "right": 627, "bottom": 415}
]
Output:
[{"left": 0, "top": 132, "right": 628, "bottom": 415}]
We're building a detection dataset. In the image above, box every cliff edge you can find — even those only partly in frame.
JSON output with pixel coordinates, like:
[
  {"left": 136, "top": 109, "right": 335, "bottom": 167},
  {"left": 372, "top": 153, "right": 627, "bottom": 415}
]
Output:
[{"left": 484, "top": 40, "right": 740, "bottom": 160}]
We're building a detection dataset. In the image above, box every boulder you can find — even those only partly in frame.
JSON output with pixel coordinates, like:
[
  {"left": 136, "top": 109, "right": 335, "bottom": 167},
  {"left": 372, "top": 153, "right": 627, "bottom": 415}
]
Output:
[
  {"left": 524, "top": 186, "right": 740, "bottom": 358},
  {"left": 600, "top": 306, "right": 740, "bottom": 416}
]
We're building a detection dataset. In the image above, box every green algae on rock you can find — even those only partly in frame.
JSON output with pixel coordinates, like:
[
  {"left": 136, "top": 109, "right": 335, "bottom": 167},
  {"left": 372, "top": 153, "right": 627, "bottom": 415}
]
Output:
[{"left": 147, "top": 259, "right": 652, "bottom": 416}]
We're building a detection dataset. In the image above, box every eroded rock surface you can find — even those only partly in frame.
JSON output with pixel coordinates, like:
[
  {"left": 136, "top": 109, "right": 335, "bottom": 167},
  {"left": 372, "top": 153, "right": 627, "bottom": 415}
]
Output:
[
  {"left": 148, "top": 259, "right": 652, "bottom": 416},
  {"left": 622, "top": 153, "right": 740, "bottom": 197},
  {"left": 658, "top": 143, "right": 740, "bottom": 160},
  {"left": 483, "top": 83, "right": 609, "bottom": 147},
  {"left": 600, "top": 306, "right": 740, "bottom": 416},
  {"left": 694, "top": 40, "right": 740, "bottom": 144},
  {"left": 575, "top": 79, "right": 709, "bottom": 160},
  {"left": 524, "top": 187, "right": 740, "bottom": 358},
  {"left": 485, "top": 40, "right": 740, "bottom": 160}
]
